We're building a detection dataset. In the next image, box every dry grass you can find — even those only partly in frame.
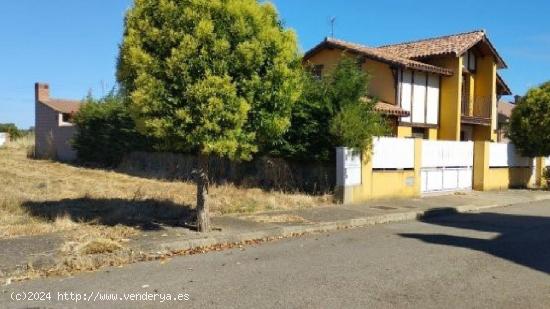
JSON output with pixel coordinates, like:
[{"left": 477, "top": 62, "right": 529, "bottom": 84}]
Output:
[
  {"left": 0, "top": 142, "right": 332, "bottom": 239},
  {"left": 0, "top": 139, "right": 332, "bottom": 282},
  {"left": 1, "top": 133, "right": 34, "bottom": 150}
]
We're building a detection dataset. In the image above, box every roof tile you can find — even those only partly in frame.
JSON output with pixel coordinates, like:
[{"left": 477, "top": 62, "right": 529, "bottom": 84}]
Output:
[
  {"left": 375, "top": 30, "right": 506, "bottom": 68},
  {"left": 376, "top": 30, "right": 486, "bottom": 58},
  {"left": 40, "top": 99, "right": 81, "bottom": 114},
  {"left": 374, "top": 101, "right": 410, "bottom": 117},
  {"left": 313, "top": 38, "right": 454, "bottom": 76}
]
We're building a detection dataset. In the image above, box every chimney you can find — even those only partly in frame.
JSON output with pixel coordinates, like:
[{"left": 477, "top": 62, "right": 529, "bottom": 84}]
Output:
[
  {"left": 514, "top": 95, "right": 521, "bottom": 104},
  {"left": 35, "top": 83, "right": 50, "bottom": 102}
]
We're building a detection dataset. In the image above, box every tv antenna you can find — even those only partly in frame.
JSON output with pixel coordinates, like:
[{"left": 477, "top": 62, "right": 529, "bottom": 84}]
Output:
[{"left": 330, "top": 17, "right": 336, "bottom": 38}]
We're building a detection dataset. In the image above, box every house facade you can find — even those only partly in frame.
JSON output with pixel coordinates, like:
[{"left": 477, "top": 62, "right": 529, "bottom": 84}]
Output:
[
  {"left": 303, "top": 30, "right": 513, "bottom": 142},
  {"left": 314, "top": 31, "right": 548, "bottom": 203},
  {"left": 35, "top": 83, "right": 80, "bottom": 161}
]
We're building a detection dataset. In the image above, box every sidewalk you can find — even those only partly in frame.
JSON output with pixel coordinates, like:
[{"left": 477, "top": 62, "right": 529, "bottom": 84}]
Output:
[
  {"left": 135, "top": 189, "right": 550, "bottom": 252},
  {"left": 2, "top": 190, "right": 550, "bottom": 280}
]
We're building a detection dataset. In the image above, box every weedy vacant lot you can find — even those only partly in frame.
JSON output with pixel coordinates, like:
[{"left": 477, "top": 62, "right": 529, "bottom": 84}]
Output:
[{"left": 0, "top": 136, "right": 331, "bottom": 279}]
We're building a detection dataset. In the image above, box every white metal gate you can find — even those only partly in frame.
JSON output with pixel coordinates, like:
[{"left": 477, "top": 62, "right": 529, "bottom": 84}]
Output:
[{"left": 421, "top": 140, "right": 474, "bottom": 193}]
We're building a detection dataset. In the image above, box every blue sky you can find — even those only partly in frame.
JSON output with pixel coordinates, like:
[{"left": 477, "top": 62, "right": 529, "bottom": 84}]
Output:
[{"left": 1, "top": 0, "right": 549, "bottom": 129}]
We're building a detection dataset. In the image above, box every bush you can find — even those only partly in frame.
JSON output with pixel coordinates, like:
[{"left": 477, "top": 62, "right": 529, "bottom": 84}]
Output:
[
  {"left": 509, "top": 81, "right": 550, "bottom": 157},
  {"left": 269, "top": 72, "right": 333, "bottom": 161},
  {"left": 72, "top": 91, "right": 151, "bottom": 167}
]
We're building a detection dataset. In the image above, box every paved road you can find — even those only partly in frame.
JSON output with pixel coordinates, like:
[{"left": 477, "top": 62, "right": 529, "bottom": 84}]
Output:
[{"left": 2, "top": 201, "right": 550, "bottom": 308}]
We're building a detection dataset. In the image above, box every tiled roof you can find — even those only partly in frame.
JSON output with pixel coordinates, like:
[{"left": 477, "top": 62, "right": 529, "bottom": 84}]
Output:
[
  {"left": 304, "top": 38, "right": 454, "bottom": 76},
  {"left": 497, "top": 74, "right": 512, "bottom": 95},
  {"left": 375, "top": 101, "right": 410, "bottom": 117},
  {"left": 497, "top": 100, "right": 515, "bottom": 123},
  {"left": 40, "top": 99, "right": 81, "bottom": 114},
  {"left": 376, "top": 30, "right": 507, "bottom": 68},
  {"left": 377, "top": 30, "right": 484, "bottom": 58}
]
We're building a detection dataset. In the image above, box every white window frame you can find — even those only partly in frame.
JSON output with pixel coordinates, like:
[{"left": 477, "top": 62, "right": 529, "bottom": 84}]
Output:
[{"left": 399, "top": 69, "right": 440, "bottom": 126}]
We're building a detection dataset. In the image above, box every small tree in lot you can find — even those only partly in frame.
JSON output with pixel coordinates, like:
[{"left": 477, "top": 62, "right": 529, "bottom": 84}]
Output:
[
  {"left": 117, "top": 0, "right": 302, "bottom": 232},
  {"left": 328, "top": 58, "right": 388, "bottom": 154},
  {"left": 274, "top": 57, "right": 388, "bottom": 162},
  {"left": 509, "top": 81, "right": 550, "bottom": 158}
]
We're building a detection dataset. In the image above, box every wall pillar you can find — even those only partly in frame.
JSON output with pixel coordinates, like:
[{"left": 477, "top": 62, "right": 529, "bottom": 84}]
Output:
[
  {"left": 361, "top": 150, "right": 374, "bottom": 201},
  {"left": 473, "top": 141, "right": 489, "bottom": 191},
  {"left": 535, "top": 157, "right": 545, "bottom": 188},
  {"left": 437, "top": 57, "right": 462, "bottom": 141},
  {"left": 335, "top": 147, "right": 365, "bottom": 204},
  {"left": 468, "top": 74, "right": 475, "bottom": 116},
  {"left": 414, "top": 138, "right": 423, "bottom": 194}
]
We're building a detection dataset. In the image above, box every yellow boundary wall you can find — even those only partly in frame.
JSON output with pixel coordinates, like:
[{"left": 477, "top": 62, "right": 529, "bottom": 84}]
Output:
[
  {"left": 340, "top": 139, "right": 422, "bottom": 203},
  {"left": 337, "top": 140, "right": 545, "bottom": 204},
  {"left": 473, "top": 141, "right": 542, "bottom": 191}
]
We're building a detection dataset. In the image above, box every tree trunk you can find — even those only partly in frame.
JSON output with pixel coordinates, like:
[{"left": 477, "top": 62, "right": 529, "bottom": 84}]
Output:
[{"left": 195, "top": 154, "right": 210, "bottom": 232}]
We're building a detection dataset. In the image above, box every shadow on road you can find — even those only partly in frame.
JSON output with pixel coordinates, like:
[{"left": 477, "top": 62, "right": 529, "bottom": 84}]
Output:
[
  {"left": 22, "top": 198, "right": 194, "bottom": 231},
  {"left": 400, "top": 208, "right": 550, "bottom": 275}
]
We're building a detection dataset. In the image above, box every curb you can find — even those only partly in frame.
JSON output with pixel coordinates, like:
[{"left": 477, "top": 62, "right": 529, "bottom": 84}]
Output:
[{"left": 151, "top": 194, "right": 550, "bottom": 253}]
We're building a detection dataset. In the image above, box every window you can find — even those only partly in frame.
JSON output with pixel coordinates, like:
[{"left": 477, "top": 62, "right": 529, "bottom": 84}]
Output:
[
  {"left": 62, "top": 113, "right": 72, "bottom": 123},
  {"left": 462, "top": 51, "right": 476, "bottom": 72},
  {"left": 468, "top": 51, "right": 476, "bottom": 72},
  {"left": 399, "top": 69, "right": 440, "bottom": 125},
  {"left": 411, "top": 127, "right": 427, "bottom": 139},
  {"left": 59, "top": 113, "right": 74, "bottom": 126},
  {"left": 311, "top": 64, "right": 324, "bottom": 79}
]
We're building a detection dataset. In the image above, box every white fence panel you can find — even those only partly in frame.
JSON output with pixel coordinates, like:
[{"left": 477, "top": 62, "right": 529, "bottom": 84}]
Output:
[
  {"left": 442, "top": 169, "right": 459, "bottom": 189},
  {"left": 421, "top": 140, "right": 473, "bottom": 168},
  {"left": 421, "top": 140, "right": 473, "bottom": 194},
  {"left": 458, "top": 168, "right": 473, "bottom": 188},
  {"left": 422, "top": 167, "right": 472, "bottom": 193},
  {"left": 372, "top": 137, "right": 415, "bottom": 169},
  {"left": 422, "top": 169, "right": 442, "bottom": 192},
  {"left": 0, "top": 133, "right": 7, "bottom": 146},
  {"left": 546, "top": 156, "right": 550, "bottom": 167},
  {"left": 489, "top": 143, "right": 531, "bottom": 167}
]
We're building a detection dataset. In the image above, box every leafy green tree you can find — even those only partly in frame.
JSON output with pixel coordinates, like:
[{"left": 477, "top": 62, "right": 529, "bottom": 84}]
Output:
[
  {"left": 273, "top": 57, "right": 388, "bottom": 162},
  {"left": 269, "top": 71, "right": 333, "bottom": 161},
  {"left": 0, "top": 123, "right": 22, "bottom": 139},
  {"left": 509, "top": 81, "right": 550, "bottom": 157},
  {"left": 330, "top": 98, "right": 387, "bottom": 151},
  {"left": 73, "top": 91, "right": 151, "bottom": 167},
  {"left": 117, "top": 0, "right": 302, "bottom": 231}
]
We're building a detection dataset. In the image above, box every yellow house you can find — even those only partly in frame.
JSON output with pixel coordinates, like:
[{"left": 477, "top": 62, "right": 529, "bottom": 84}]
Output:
[{"left": 303, "top": 30, "right": 512, "bottom": 142}]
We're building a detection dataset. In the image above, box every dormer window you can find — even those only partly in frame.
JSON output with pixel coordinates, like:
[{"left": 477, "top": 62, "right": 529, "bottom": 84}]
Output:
[{"left": 462, "top": 50, "right": 476, "bottom": 72}]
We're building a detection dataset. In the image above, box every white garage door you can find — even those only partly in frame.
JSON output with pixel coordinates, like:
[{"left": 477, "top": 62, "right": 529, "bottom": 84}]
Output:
[{"left": 421, "top": 140, "right": 474, "bottom": 193}]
